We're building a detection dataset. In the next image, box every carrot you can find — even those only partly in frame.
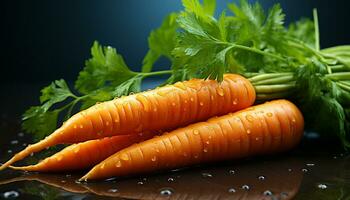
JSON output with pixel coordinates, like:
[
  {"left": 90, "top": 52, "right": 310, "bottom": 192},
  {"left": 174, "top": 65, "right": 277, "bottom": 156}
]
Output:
[
  {"left": 9, "top": 133, "right": 153, "bottom": 172},
  {"left": 80, "top": 99, "right": 304, "bottom": 180},
  {"left": 0, "top": 74, "right": 255, "bottom": 170}
]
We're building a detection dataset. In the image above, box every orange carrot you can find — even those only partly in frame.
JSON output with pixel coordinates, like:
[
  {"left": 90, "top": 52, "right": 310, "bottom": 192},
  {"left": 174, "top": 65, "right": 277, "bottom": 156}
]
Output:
[
  {"left": 9, "top": 133, "right": 153, "bottom": 172},
  {"left": 0, "top": 74, "right": 255, "bottom": 170},
  {"left": 80, "top": 100, "right": 304, "bottom": 180}
]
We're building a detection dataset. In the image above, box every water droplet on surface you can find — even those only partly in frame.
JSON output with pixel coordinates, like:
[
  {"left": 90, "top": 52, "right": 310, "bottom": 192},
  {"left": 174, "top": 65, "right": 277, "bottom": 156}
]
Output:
[
  {"left": 120, "top": 153, "right": 129, "bottom": 161},
  {"left": 281, "top": 192, "right": 289, "bottom": 198},
  {"left": 153, "top": 108, "right": 157, "bottom": 112},
  {"left": 266, "top": 113, "right": 273, "bottom": 117},
  {"left": 318, "top": 184, "right": 327, "bottom": 189},
  {"left": 167, "top": 177, "right": 175, "bottom": 182},
  {"left": 190, "top": 97, "right": 194, "bottom": 102},
  {"left": 241, "top": 185, "right": 250, "bottom": 190},
  {"left": 193, "top": 130, "right": 199, "bottom": 135},
  {"left": 159, "top": 188, "right": 173, "bottom": 196},
  {"left": 184, "top": 100, "right": 188, "bottom": 104},
  {"left": 306, "top": 163, "right": 315, "bottom": 167},
  {"left": 56, "top": 156, "right": 63, "bottom": 161},
  {"left": 255, "top": 137, "right": 259, "bottom": 141},
  {"left": 73, "top": 125, "right": 77, "bottom": 129},
  {"left": 229, "top": 170, "right": 235, "bottom": 175},
  {"left": 61, "top": 180, "right": 66, "bottom": 183},
  {"left": 211, "top": 95, "right": 214, "bottom": 100},
  {"left": 74, "top": 146, "right": 80, "bottom": 154},
  {"left": 292, "top": 118, "right": 296, "bottom": 123},
  {"left": 208, "top": 135, "right": 212, "bottom": 139},
  {"left": 137, "top": 181, "right": 144, "bottom": 185},
  {"left": 155, "top": 149, "right": 160, "bottom": 153},
  {"left": 108, "top": 189, "right": 118, "bottom": 193},
  {"left": 151, "top": 156, "right": 157, "bottom": 162},
  {"left": 3, "top": 191, "right": 19, "bottom": 198},
  {"left": 232, "top": 98, "right": 238, "bottom": 105},
  {"left": 105, "top": 122, "right": 109, "bottom": 126},
  {"left": 301, "top": 168, "right": 308, "bottom": 172},
  {"left": 263, "top": 190, "right": 273, "bottom": 196},
  {"left": 183, "top": 152, "right": 188, "bottom": 157},
  {"left": 258, "top": 175, "right": 265, "bottom": 180},
  {"left": 217, "top": 87, "right": 225, "bottom": 96},
  {"left": 202, "top": 172, "right": 213, "bottom": 178},
  {"left": 100, "top": 163, "right": 105, "bottom": 169},
  {"left": 205, "top": 141, "right": 210, "bottom": 145},
  {"left": 246, "top": 129, "right": 251, "bottom": 134},
  {"left": 22, "top": 143, "right": 27, "bottom": 147},
  {"left": 228, "top": 188, "right": 236, "bottom": 193},
  {"left": 79, "top": 124, "right": 84, "bottom": 129},
  {"left": 203, "top": 148, "right": 208, "bottom": 153},
  {"left": 172, "top": 102, "right": 176, "bottom": 107},
  {"left": 288, "top": 168, "right": 292, "bottom": 172},
  {"left": 114, "top": 119, "right": 119, "bottom": 123},
  {"left": 245, "top": 115, "right": 254, "bottom": 122},
  {"left": 115, "top": 160, "right": 122, "bottom": 168},
  {"left": 194, "top": 154, "right": 199, "bottom": 159},
  {"left": 199, "top": 102, "right": 204, "bottom": 106},
  {"left": 30, "top": 152, "right": 34, "bottom": 157},
  {"left": 7, "top": 149, "right": 12, "bottom": 154}
]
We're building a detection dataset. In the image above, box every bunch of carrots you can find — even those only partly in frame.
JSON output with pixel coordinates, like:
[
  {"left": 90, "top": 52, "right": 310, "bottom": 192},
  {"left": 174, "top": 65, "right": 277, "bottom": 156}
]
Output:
[{"left": 0, "top": 74, "right": 304, "bottom": 181}]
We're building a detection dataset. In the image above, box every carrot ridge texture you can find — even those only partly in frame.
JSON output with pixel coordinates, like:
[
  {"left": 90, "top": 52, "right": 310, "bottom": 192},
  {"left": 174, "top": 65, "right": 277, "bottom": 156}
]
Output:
[
  {"left": 0, "top": 74, "right": 255, "bottom": 170},
  {"left": 9, "top": 133, "right": 152, "bottom": 172},
  {"left": 81, "top": 100, "right": 304, "bottom": 180}
]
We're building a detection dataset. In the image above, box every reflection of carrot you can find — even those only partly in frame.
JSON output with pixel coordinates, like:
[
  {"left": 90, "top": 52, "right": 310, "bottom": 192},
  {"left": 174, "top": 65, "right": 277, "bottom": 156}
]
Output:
[
  {"left": 1, "top": 74, "right": 255, "bottom": 170},
  {"left": 9, "top": 133, "right": 153, "bottom": 172},
  {"left": 81, "top": 100, "right": 304, "bottom": 180}
]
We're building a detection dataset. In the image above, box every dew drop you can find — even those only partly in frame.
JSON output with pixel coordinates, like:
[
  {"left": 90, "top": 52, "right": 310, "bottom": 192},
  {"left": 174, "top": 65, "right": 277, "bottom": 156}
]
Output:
[
  {"left": 190, "top": 97, "right": 194, "bottom": 102},
  {"left": 79, "top": 124, "right": 84, "bottom": 129},
  {"left": 263, "top": 190, "right": 273, "bottom": 196},
  {"left": 167, "top": 177, "right": 175, "bottom": 182},
  {"left": 61, "top": 180, "right": 66, "bottom": 183},
  {"left": 255, "top": 137, "right": 259, "bottom": 141},
  {"left": 229, "top": 170, "right": 235, "bottom": 175},
  {"left": 232, "top": 98, "right": 238, "bottom": 105},
  {"left": 301, "top": 168, "right": 308, "bottom": 172},
  {"left": 246, "top": 129, "right": 251, "bottom": 134},
  {"left": 120, "top": 153, "right": 129, "bottom": 161},
  {"left": 137, "top": 181, "right": 144, "bottom": 185},
  {"left": 193, "top": 130, "right": 199, "bottom": 135},
  {"left": 184, "top": 100, "right": 188, "bottom": 104},
  {"left": 266, "top": 112, "right": 273, "bottom": 117},
  {"left": 73, "top": 125, "right": 77, "bottom": 129},
  {"left": 155, "top": 149, "right": 160, "bottom": 153},
  {"left": 208, "top": 135, "right": 212, "bottom": 139},
  {"left": 159, "top": 188, "right": 173, "bottom": 196},
  {"left": 205, "top": 141, "right": 210, "bottom": 145},
  {"left": 292, "top": 118, "right": 296, "bottom": 123},
  {"left": 203, "top": 148, "right": 208, "bottom": 153},
  {"left": 172, "top": 102, "right": 176, "bottom": 107},
  {"left": 317, "top": 184, "right": 327, "bottom": 189},
  {"left": 10, "top": 140, "right": 18, "bottom": 145},
  {"left": 3, "top": 191, "right": 19, "bottom": 198},
  {"left": 199, "top": 102, "right": 204, "bottom": 106},
  {"left": 258, "top": 175, "right": 265, "bottom": 180},
  {"left": 202, "top": 172, "right": 213, "bottom": 178},
  {"left": 105, "top": 122, "right": 109, "bottom": 126},
  {"left": 151, "top": 156, "right": 157, "bottom": 162},
  {"left": 108, "top": 188, "right": 118, "bottom": 193},
  {"left": 153, "top": 108, "right": 157, "bottom": 112},
  {"left": 228, "top": 188, "right": 236, "bottom": 193},
  {"left": 100, "top": 163, "right": 105, "bottom": 169},
  {"left": 245, "top": 115, "right": 254, "bottom": 122},
  {"left": 114, "top": 119, "right": 119, "bottom": 123},
  {"left": 306, "top": 163, "right": 315, "bottom": 167},
  {"left": 241, "top": 185, "right": 250, "bottom": 190},
  {"left": 115, "top": 160, "right": 122, "bottom": 168}
]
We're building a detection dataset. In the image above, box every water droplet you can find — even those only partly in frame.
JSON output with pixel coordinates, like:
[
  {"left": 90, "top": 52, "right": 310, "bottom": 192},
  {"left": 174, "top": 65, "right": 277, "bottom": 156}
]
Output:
[
  {"left": 184, "top": 100, "right": 188, "bottom": 104},
  {"left": 205, "top": 141, "right": 210, "bottom": 145},
  {"left": 245, "top": 115, "right": 254, "bottom": 122},
  {"left": 292, "top": 118, "right": 296, "bottom": 123},
  {"left": 266, "top": 112, "right": 273, "bottom": 117},
  {"left": 183, "top": 152, "right": 188, "bottom": 157},
  {"left": 202, "top": 172, "right": 213, "bottom": 178},
  {"left": 258, "top": 175, "right": 265, "bottom": 180},
  {"left": 228, "top": 188, "right": 236, "bottom": 193},
  {"left": 18, "top": 132, "right": 24, "bottom": 137},
  {"left": 194, "top": 154, "right": 199, "bottom": 159},
  {"left": 155, "top": 149, "right": 160, "bottom": 153},
  {"left": 302, "top": 168, "right": 308, "bottom": 172},
  {"left": 100, "top": 163, "right": 105, "bottom": 169},
  {"left": 73, "top": 125, "right": 77, "bottom": 129},
  {"left": 153, "top": 108, "right": 157, "bottom": 112},
  {"left": 190, "top": 97, "right": 194, "bottom": 102},
  {"left": 229, "top": 170, "right": 235, "bottom": 175},
  {"left": 217, "top": 87, "right": 224, "bottom": 96},
  {"left": 211, "top": 95, "right": 214, "bottom": 100},
  {"left": 3, "top": 191, "right": 19, "bottom": 198},
  {"left": 263, "top": 190, "right": 273, "bottom": 196},
  {"left": 288, "top": 168, "right": 292, "bottom": 172},
  {"left": 115, "top": 160, "right": 122, "bottom": 168},
  {"left": 10, "top": 140, "right": 18, "bottom": 145},
  {"left": 199, "top": 102, "right": 204, "bottom": 106},
  {"left": 151, "top": 156, "right": 157, "bottom": 162},
  {"left": 255, "top": 137, "right": 259, "bottom": 141},
  {"left": 193, "top": 130, "right": 199, "bottom": 135},
  {"left": 74, "top": 146, "right": 80, "bottom": 154},
  {"left": 318, "top": 184, "right": 327, "bottom": 189},
  {"left": 105, "top": 122, "right": 109, "bottom": 126},
  {"left": 172, "top": 102, "right": 176, "bottom": 107},
  {"left": 61, "top": 180, "right": 66, "bottom": 183},
  {"left": 159, "top": 188, "right": 173, "bottom": 196},
  {"left": 56, "top": 156, "right": 63, "bottom": 161},
  {"left": 203, "top": 148, "right": 208, "bottom": 153},
  {"left": 246, "top": 129, "right": 251, "bottom": 134},
  {"left": 167, "top": 177, "right": 175, "bottom": 182},
  {"left": 120, "top": 153, "right": 129, "bottom": 161},
  {"left": 241, "top": 185, "right": 250, "bottom": 190},
  {"left": 108, "top": 188, "right": 118, "bottom": 193},
  {"left": 30, "top": 152, "right": 34, "bottom": 157},
  {"left": 137, "top": 181, "right": 144, "bottom": 185},
  {"left": 208, "top": 135, "right": 212, "bottom": 139},
  {"left": 232, "top": 98, "right": 238, "bottom": 105},
  {"left": 306, "top": 163, "right": 315, "bottom": 167},
  {"left": 114, "top": 119, "right": 119, "bottom": 123}
]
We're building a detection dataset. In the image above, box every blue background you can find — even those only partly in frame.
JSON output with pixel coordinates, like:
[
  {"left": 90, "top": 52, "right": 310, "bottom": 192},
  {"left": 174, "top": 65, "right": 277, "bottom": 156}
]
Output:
[{"left": 1, "top": 0, "right": 349, "bottom": 84}]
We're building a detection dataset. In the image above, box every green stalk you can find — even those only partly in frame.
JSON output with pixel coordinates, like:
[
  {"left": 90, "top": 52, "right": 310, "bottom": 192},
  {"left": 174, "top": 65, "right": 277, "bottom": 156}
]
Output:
[
  {"left": 313, "top": 8, "right": 320, "bottom": 51},
  {"left": 254, "top": 83, "right": 296, "bottom": 94},
  {"left": 325, "top": 72, "right": 350, "bottom": 81},
  {"left": 140, "top": 70, "right": 173, "bottom": 78},
  {"left": 253, "top": 75, "right": 295, "bottom": 85},
  {"left": 248, "top": 73, "right": 293, "bottom": 83},
  {"left": 256, "top": 91, "right": 294, "bottom": 100}
]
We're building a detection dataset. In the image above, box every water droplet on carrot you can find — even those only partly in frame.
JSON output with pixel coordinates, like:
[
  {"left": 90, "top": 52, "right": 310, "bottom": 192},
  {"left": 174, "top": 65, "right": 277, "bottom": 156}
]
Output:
[
  {"left": 184, "top": 100, "right": 188, "bottom": 103},
  {"left": 151, "top": 156, "right": 157, "bottom": 162},
  {"left": 199, "top": 102, "right": 204, "bottom": 106},
  {"left": 73, "top": 125, "right": 77, "bottom": 129},
  {"left": 153, "top": 108, "right": 157, "bottom": 112},
  {"left": 211, "top": 95, "right": 214, "bottom": 100},
  {"left": 190, "top": 97, "right": 194, "bottom": 102},
  {"left": 172, "top": 102, "right": 176, "bottom": 106},
  {"left": 167, "top": 177, "right": 175, "bottom": 182},
  {"left": 205, "top": 141, "right": 210, "bottom": 144},
  {"left": 106, "top": 121, "right": 109, "bottom": 126},
  {"left": 217, "top": 87, "right": 224, "bottom": 96},
  {"left": 241, "top": 185, "right": 250, "bottom": 190},
  {"left": 74, "top": 146, "right": 80, "bottom": 154},
  {"left": 228, "top": 188, "right": 236, "bottom": 193},
  {"left": 193, "top": 130, "right": 199, "bottom": 135},
  {"left": 202, "top": 172, "right": 212, "bottom": 178},
  {"left": 263, "top": 190, "right": 272, "bottom": 196},
  {"left": 183, "top": 152, "right": 188, "bottom": 157},
  {"left": 114, "top": 119, "right": 119, "bottom": 123},
  {"left": 208, "top": 135, "right": 212, "bottom": 139},
  {"left": 292, "top": 118, "right": 296, "bottom": 123},
  {"left": 100, "top": 163, "right": 105, "bottom": 169},
  {"left": 194, "top": 154, "right": 199, "bottom": 159},
  {"left": 246, "top": 129, "right": 251, "bottom": 134},
  {"left": 108, "top": 189, "right": 118, "bottom": 193},
  {"left": 255, "top": 137, "right": 259, "bottom": 141},
  {"left": 115, "top": 160, "right": 122, "bottom": 168},
  {"left": 232, "top": 99, "right": 238, "bottom": 105},
  {"left": 56, "top": 156, "right": 63, "bottom": 161},
  {"left": 258, "top": 175, "right": 265, "bottom": 180},
  {"left": 79, "top": 124, "right": 84, "bottom": 129},
  {"left": 203, "top": 148, "right": 208, "bottom": 153},
  {"left": 120, "top": 153, "right": 129, "bottom": 161},
  {"left": 159, "top": 188, "right": 173, "bottom": 196},
  {"left": 245, "top": 115, "right": 254, "bottom": 122},
  {"left": 229, "top": 170, "right": 235, "bottom": 175},
  {"left": 267, "top": 112, "right": 273, "bottom": 117}
]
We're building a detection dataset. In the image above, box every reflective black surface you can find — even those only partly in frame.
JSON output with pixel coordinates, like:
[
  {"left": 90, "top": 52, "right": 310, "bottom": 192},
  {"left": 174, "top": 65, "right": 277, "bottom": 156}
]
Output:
[{"left": 0, "top": 83, "right": 349, "bottom": 200}]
